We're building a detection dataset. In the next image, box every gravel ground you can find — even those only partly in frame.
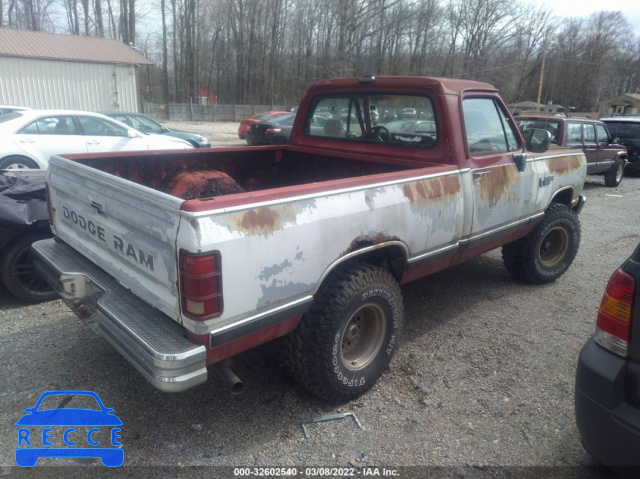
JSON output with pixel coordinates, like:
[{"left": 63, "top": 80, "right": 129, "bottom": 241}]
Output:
[{"left": 1, "top": 123, "right": 638, "bottom": 478}]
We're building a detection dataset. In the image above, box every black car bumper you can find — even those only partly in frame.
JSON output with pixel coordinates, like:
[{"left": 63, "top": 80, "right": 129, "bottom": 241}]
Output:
[{"left": 575, "top": 338, "right": 640, "bottom": 475}]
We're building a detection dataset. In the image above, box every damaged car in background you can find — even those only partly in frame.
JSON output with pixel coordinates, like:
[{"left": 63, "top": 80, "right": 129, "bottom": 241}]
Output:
[{"left": 0, "top": 170, "right": 55, "bottom": 303}]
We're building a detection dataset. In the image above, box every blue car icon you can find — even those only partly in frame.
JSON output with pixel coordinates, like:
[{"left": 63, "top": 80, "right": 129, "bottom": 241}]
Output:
[{"left": 16, "top": 390, "right": 123, "bottom": 467}]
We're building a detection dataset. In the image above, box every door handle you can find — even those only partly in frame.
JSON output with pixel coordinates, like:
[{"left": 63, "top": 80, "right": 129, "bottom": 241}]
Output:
[{"left": 86, "top": 140, "right": 100, "bottom": 146}]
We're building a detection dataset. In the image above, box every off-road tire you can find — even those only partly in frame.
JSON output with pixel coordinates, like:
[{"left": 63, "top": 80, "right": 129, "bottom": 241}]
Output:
[
  {"left": 1, "top": 231, "right": 57, "bottom": 303},
  {"left": 604, "top": 159, "right": 624, "bottom": 187},
  {"left": 285, "top": 263, "right": 403, "bottom": 403},
  {"left": 501, "top": 204, "right": 580, "bottom": 285}
]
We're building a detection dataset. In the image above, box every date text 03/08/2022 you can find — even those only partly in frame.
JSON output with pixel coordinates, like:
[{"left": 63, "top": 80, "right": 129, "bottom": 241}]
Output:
[{"left": 233, "top": 467, "right": 400, "bottom": 476}]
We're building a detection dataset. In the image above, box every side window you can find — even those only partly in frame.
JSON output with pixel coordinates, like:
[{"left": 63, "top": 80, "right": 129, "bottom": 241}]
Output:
[
  {"left": 462, "top": 98, "right": 519, "bottom": 156},
  {"left": 583, "top": 124, "right": 596, "bottom": 144},
  {"left": 78, "top": 116, "right": 128, "bottom": 137},
  {"left": 17, "top": 120, "right": 41, "bottom": 134},
  {"left": 306, "top": 94, "right": 438, "bottom": 148},
  {"left": 595, "top": 124, "right": 609, "bottom": 143},
  {"left": 566, "top": 123, "right": 582, "bottom": 143},
  {"left": 17, "top": 116, "right": 78, "bottom": 135}
]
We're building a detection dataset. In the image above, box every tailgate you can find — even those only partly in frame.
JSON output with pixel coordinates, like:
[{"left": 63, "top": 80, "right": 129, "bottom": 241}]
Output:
[{"left": 47, "top": 155, "right": 185, "bottom": 322}]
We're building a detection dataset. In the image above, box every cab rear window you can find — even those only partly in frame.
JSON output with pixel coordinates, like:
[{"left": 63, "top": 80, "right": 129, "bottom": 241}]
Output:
[{"left": 305, "top": 93, "right": 438, "bottom": 148}]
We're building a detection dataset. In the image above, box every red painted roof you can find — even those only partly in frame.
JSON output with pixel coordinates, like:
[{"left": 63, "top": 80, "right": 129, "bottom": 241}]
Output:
[
  {"left": 0, "top": 28, "right": 152, "bottom": 65},
  {"left": 309, "top": 76, "right": 497, "bottom": 95}
]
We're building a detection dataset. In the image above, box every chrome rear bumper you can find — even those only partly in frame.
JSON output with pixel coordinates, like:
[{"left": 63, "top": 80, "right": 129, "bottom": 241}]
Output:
[{"left": 31, "top": 239, "right": 207, "bottom": 392}]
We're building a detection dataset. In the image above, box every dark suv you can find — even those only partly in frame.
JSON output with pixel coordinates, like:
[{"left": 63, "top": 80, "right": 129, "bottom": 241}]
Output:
[
  {"left": 517, "top": 116, "right": 628, "bottom": 187},
  {"left": 601, "top": 117, "right": 640, "bottom": 174},
  {"left": 575, "top": 242, "right": 640, "bottom": 476}
]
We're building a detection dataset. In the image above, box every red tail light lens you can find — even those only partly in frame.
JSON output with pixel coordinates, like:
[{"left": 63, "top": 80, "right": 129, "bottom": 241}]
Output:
[
  {"left": 180, "top": 250, "right": 223, "bottom": 320},
  {"left": 594, "top": 268, "right": 635, "bottom": 357}
]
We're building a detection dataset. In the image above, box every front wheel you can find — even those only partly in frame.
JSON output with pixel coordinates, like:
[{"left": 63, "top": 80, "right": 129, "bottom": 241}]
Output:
[
  {"left": 285, "top": 263, "right": 403, "bottom": 403},
  {"left": 604, "top": 159, "right": 624, "bottom": 187},
  {"left": 502, "top": 204, "right": 580, "bottom": 285}
]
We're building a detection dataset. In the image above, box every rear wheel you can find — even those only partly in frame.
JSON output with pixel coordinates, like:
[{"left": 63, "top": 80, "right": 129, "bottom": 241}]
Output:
[
  {"left": 0, "top": 155, "right": 39, "bottom": 170},
  {"left": 604, "top": 159, "right": 624, "bottom": 187},
  {"left": 285, "top": 263, "right": 403, "bottom": 403},
  {"left": 1, "top": 231, "right": 57, "bottom": 303},
  {"left": 502, "top": 204, "right": 580, "bottom": 284}
]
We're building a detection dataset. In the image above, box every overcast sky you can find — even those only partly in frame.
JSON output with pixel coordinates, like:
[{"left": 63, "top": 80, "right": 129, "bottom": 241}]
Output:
[{"left": 540, "top": 1, "right": 640, "bottom": 35}]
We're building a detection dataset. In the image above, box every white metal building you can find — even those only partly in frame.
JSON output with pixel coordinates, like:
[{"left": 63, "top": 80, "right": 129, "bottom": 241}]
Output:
[{"left": 0, "top": 28, "right": 152, "bottom": 112}]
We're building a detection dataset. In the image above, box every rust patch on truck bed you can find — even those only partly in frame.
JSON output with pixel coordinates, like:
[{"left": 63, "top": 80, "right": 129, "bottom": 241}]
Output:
[
  {"left": 239, "top": 208, "right": 283, "bottom": 234},
  {"left": 341, "top": 233, "right": 402, "bottom": 256},
  {"left": 231, "top": 204, "right": 300, "bottom": 236},
  {"left": 546, "top": 155, "right": 583, "bottom": 175},
  {"left": 402, "top": 175, "right": 460, "bottom": 207}
]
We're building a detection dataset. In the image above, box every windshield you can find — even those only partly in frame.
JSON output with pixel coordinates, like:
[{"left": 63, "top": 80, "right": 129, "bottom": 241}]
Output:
[
  {"left": 110, "top": 114, "right": 163, "bottom": 134},
  {"left": 272, "top": 113, "right": 296, "bottom": 126},
  {"left": 0, "top": 112, "right": 22, "bottom": 123},
  {"left": 35, "top": 394, "right": 102, "bottom": 412}
]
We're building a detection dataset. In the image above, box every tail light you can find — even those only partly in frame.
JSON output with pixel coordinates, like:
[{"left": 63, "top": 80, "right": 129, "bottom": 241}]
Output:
[
  {"left": 179, "top": 250, "right": 223, "bottom": 320},
  {"left": 594, "top": 268, "right": 635, "bottom": 357},
  {"left": 265, "top": 128, "right": 282, "bottom": 135}
]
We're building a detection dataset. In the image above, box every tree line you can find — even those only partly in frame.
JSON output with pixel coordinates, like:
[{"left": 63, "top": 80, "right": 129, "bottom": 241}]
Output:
[{"left": 1, "top": 0, "right": 639, "bottom": 111}]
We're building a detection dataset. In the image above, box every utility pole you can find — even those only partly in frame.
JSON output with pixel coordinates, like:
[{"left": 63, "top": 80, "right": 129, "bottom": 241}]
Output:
[{"left": 536, "top": 40, "right": 547, "bottom": 113}]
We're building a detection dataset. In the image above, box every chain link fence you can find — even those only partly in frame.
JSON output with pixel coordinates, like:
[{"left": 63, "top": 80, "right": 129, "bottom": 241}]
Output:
[{"left": 142, "top": 103, "right": 289, "bottom": 122}]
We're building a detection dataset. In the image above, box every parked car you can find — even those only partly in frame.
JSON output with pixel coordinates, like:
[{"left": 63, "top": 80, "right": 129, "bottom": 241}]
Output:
[
  {"left": 516, "top": 116, "right": 627, "bottom": 187},
  {"left": 385, "top": 120, "right": 437, "bottom": 135},
  {"left": 575, "top": 242, "right": 640, "bottom": 476},
  {"left": 238, "top": 111, "right": 289, "bottom": 139},
  {"left": 245, "top": 112, "right": 296, "bottom": 145},
  {"left": 0, "top": 110, "right": 192, "bottom": 169},
  {"left": 0, "top": 170, "right": 55, "bottom": 303},
  {"left": 401, "top": 107, "right": 417, "bottom": 119},
  {"left": 601, "top": 117, "right": 640, "bottom": 173},
  {"left": 0, "top": 105, "right": 30, "bottom": 116},
  {"left": 102, "top": 112, "right": 211, "bottom": 148}
]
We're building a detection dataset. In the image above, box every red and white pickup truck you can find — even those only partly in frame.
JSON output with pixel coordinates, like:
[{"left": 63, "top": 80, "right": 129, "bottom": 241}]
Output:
[{"left": 33, "top": 76, "right": 587, "bottom": 402}]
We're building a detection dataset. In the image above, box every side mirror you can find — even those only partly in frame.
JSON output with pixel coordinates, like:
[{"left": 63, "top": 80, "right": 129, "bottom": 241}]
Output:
[
  {"left": 127, "top": 130, "right": 138, "bottom": 138},
  {"left": 610, "top": 137, "right": 620, "bottom": 145},
  {"left": 525, "top": 128, "right": 551, "bottom": 153}
]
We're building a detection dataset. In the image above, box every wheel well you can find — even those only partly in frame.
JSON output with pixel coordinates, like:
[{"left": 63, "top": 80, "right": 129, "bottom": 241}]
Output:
[
  {"left": 550, "top": 188, "right": 573, "bottom": 208},
  {"left": 314, "top": 242, "right": 407, "bottom": 295}
]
